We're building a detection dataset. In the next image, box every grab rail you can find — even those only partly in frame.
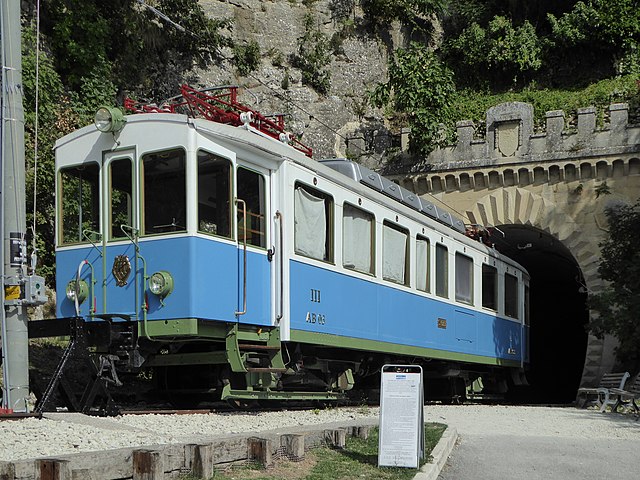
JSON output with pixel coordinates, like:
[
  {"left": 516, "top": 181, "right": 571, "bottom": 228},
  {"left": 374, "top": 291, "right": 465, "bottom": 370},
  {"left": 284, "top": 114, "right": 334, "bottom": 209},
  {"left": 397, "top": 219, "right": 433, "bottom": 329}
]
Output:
[
  {"left": 276, "top": 211, "right": 283, "bottom": 321},
  {"left": 236, "top": 198, "right": 247, "bottom": 316}
]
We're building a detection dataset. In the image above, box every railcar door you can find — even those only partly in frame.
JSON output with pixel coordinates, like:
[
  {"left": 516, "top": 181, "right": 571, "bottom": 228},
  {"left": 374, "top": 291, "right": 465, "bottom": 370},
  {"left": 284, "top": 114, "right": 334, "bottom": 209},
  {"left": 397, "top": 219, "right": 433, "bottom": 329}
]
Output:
[
  {"left": 234, "top": 160, "right": 272, "bottom": 326},
  {"left": 103, "top": 149, "right": 138, "bottom": 317}
]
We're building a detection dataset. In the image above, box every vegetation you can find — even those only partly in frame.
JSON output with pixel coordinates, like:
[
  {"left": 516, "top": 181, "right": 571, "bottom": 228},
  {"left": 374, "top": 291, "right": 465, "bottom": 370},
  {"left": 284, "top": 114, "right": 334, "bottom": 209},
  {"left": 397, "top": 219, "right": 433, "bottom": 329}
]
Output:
[
  {"left": 372, "top": 0, "right": 640, "bottom": 156},
  {"left": 234, "top": 41, "right": 262, "bottom": 76},
  {"left": 290, "top": 13, "right": 332, "bottom": 95},
  {"left": 589, "top": 199, "right": 640, "bottom": 369},
  {"left": 20, "top": 0, "right": 231, "bottom": 284},
  {"left": 179, "top": 424, "right": 445, "bottom": 480}
]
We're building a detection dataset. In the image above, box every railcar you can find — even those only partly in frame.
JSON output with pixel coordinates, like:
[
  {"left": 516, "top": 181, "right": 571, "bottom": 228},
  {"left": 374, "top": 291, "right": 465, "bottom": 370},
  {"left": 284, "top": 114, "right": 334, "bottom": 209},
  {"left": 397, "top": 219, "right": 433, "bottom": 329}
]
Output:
[{"left": 52, "top": 86, "right": 529, "bottom": 408}]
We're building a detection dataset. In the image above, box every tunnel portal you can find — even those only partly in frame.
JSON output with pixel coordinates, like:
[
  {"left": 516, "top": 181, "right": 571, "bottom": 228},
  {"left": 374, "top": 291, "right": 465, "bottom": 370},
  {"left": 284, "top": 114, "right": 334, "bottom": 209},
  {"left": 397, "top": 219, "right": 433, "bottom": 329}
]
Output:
[{"left": 491, "top": 225, "right": 589, "bottom": 403}]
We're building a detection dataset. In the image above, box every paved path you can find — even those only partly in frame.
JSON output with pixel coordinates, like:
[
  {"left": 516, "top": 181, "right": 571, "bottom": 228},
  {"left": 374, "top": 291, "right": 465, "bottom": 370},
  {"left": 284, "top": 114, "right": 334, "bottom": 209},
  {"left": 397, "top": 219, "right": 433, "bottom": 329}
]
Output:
[{"left": 421, "top": 405, "right": 640, "bottom": 480}]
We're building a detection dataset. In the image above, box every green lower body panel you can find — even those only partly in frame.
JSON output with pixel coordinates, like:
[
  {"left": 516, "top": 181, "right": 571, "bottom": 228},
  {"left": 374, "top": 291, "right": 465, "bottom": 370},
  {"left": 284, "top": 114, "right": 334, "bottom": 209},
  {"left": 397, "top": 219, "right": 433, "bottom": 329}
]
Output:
[{"left": 289, "top": 329, "right": 523, "bottom": 368}]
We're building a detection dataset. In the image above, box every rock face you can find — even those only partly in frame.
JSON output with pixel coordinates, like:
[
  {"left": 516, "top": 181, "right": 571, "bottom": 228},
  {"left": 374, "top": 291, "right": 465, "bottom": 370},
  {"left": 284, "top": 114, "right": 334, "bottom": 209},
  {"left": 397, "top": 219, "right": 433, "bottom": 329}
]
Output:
[{"left": 198, "top": 0, "right": 402, "bottom": 164}]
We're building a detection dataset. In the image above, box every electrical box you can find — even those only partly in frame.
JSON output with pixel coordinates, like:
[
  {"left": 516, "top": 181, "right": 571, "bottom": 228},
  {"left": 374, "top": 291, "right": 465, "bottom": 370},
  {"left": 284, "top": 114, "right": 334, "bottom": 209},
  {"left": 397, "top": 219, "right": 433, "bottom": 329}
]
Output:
[{"left": 23, "top": 275, "right": 47, "bottom": 305}]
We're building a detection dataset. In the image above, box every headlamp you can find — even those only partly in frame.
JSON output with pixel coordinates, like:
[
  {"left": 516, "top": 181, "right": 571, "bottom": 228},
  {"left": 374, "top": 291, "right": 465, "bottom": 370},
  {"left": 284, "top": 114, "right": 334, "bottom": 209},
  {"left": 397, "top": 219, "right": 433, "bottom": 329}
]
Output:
[
  {"left": 149, "top": 271, "right": 174, "bottom": 299},
  {"left": 94, "top": 106, "right": 126, "bottom": 133}
]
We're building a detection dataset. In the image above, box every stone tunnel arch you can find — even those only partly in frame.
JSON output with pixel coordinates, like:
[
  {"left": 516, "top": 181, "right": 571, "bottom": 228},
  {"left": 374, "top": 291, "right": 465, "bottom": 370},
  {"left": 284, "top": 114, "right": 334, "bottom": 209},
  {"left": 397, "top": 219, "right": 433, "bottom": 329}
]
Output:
[{"left": 466, "top": 188, "right": 596, "bottom": 402}]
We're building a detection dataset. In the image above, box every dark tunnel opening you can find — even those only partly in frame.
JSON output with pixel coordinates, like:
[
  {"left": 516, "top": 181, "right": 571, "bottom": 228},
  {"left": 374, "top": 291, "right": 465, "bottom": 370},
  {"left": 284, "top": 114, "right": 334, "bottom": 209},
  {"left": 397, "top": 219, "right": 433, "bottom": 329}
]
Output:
[{"left": 490, "top": 225, "right": 589, "bottom": 404}]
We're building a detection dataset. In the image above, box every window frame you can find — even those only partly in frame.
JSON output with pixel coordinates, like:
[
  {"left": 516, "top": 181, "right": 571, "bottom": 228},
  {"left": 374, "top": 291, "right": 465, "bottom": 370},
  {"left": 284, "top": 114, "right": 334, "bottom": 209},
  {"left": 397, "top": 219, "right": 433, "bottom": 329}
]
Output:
[
  {"left": 293, "top": 182, "right": 334, "bottom": 263},
  {"left": 382, "top": 220, "right": 410, "bottom": 286},
  {"left": 342, "top": 202, "right": 375, "bottom": 275},
  {"left": 435, "top": 243, "right": 449, "bottom": 298},
  {"left": 504, "top": 272, "right": 519, "bottom": 319},
  {"left": 58, "top": 162, "right": 101, "bottom": 246},
  {"left": 455, "top": 252, "right": 474, "bottom": 305},
  {"left": 196, "top": 149, "right": 233, "bottom": 240},
  {"left": 108, "top": 157, "right": 134, "bottom": 241},
  {"left": 416, "top": 235, "right": 430, "bottom": 293},
  {"left": 141, "top": 147, "right": 188, "bottom": 237},
  {"left": 236, "top": 165, "right": 267, "bottom": 248},
  {"left": 481, "top": 263, "right": 498, "bottom": 311}
]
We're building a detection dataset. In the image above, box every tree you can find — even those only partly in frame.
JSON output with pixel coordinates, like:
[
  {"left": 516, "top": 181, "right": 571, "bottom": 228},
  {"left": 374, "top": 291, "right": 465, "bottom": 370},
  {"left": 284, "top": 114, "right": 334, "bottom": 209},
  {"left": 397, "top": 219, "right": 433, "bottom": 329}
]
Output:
[
  {"left": 41, "top": 0, "right": 231, "bottom": 100},
  {"left": 589, "top": 199, "right": 640, "bottom": 369},
  {"left": 371, "top": 42, "right": 456, "bottom": 156}
]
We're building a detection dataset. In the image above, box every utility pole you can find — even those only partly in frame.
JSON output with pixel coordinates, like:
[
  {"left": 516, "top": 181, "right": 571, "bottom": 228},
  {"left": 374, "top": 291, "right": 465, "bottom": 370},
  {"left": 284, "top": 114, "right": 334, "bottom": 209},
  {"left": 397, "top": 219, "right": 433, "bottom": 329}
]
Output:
[{"left": 1, "top": 0, "right": 31, "bottom": 412}]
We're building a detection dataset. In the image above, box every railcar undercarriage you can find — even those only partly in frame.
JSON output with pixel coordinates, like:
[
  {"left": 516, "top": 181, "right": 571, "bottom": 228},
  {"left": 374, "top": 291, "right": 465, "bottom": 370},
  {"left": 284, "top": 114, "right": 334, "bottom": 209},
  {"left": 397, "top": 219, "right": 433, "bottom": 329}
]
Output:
[{"left": 30, "top": 317, "right": 521, "bottom": 415}]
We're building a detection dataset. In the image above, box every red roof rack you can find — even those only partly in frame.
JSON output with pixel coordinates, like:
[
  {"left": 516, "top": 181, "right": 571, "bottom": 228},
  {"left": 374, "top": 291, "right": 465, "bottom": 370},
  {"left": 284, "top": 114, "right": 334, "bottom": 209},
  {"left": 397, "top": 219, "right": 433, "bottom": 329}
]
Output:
[{"left": 124, "top": 85, "right": 312, "bottom": 157}]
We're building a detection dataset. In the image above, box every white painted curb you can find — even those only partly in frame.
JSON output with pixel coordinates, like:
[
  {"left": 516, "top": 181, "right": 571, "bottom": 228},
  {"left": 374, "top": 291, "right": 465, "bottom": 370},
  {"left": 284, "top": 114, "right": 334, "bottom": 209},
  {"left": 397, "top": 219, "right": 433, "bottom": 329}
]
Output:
[{"left": 413, "top": 427, "right": 458, "bottom": 480}]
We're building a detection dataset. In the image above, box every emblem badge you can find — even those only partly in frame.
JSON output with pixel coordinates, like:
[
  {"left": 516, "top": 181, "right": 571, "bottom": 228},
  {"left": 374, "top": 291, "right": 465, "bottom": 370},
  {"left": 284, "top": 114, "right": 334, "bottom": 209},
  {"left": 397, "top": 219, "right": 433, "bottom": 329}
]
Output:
[{"left": 112, "top": 255, "right": 131, "bottom": 287}]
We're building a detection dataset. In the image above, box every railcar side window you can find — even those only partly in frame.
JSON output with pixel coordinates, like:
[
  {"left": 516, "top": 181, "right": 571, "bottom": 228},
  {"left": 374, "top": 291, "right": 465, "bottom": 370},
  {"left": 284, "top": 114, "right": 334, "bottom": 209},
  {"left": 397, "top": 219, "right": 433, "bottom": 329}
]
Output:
[
  {"left": 60, "top": 164, "right": 100, "bottom": 245},
  {"left": 482, "top": 264, "right": 498, "bottom": 310},
  {"left": 294, "top": 184, "right": 333, "bottom": 262},
  {"left": 109, "top": 158, "right": 133, "bottom": 240},
  {"left": 142, "top": 149, "right": 187, "bottom": 235},
  {"left": 504, "top": 273, "right": 519, "bottom": 318},
  {"left": 237, "top": 167, "right": 266, "bottom": 248},
  {"left": 455, "top": 253, "right": 474, "bottom": 304},
  {"left": 197, "top": 151, "right": 231, "bottom": 239},
  {"left": 436, "top": 243, "right": 448, "bottom": 298},
  {"left": 343, "top": 203, "right": 374, "bottom": 275},
  {"left": 416, "top": 236, "right": 430, "bottom": 292},
  {"left": 382, "top": 221, "right": 409, "bottom": 285},
  {"left": 524, "top": 284, "right": 530, "bottom": 326}
]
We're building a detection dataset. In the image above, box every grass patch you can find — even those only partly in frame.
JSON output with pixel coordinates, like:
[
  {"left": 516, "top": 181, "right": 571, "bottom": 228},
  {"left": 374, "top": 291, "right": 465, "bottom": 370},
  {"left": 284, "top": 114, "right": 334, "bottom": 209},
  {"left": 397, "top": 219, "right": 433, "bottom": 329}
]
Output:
[{"left": 189, "top": 424, "right": 446, "bottom": 480}]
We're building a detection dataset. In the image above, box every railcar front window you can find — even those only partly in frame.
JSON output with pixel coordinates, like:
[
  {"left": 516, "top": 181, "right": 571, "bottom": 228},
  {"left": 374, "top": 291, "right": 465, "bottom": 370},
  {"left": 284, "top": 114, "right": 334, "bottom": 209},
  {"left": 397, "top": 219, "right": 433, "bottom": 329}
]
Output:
[
  {"left": 343, "top": 203, "right": 374, "bottom": 275},
  {"left": 482, "top": 264, "right": 498, "bottom": 310},
  {"left": 198, "top": 151, "right": 231, "bottom": 238},
  {"left": 382, "top": 221, "right": 409, "bottom": 285},
  {"left": 436, "top": 243, "right": 448, "bottom": 298},
  {"left": 294, "top": 184, "right": 333, "bottom": 262},
  {"left": 237, "top": 167, "right": 266, "bottom": 248},
  {"left": 60, "top": 164, "right": 100, "bottom": 245},
  {"left": 142, "top": 149, "right": 187, "bottom": 235},
  {"left": 110, "top": 158, "right": 133, "bottom": 240},
  {"left": 416, "top": 236, "right": 430, "bottom": 292},
  {"left": 505, "top": 273, "right": 519, "bottom": 319},
  {"left": 455, "top": 253, "right": 473, "bottom": 304}
]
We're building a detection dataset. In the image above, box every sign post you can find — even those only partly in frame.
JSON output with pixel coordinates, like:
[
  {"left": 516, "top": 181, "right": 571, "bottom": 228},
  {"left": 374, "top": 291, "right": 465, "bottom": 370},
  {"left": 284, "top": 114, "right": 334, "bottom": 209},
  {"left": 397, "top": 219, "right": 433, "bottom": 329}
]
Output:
[{"left": 378, "top": 365, "right": 424, "bottom": 468}]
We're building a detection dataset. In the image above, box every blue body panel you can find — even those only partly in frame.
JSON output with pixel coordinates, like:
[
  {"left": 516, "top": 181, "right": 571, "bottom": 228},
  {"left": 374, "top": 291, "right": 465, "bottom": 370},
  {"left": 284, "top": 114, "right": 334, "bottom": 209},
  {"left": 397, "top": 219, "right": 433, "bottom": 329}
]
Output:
[
  {"left": 56, "top": 236, "right": 271, "bottom": 326},
  {"left": 289, "top": 260, "right": 524, "bottom": 363}
]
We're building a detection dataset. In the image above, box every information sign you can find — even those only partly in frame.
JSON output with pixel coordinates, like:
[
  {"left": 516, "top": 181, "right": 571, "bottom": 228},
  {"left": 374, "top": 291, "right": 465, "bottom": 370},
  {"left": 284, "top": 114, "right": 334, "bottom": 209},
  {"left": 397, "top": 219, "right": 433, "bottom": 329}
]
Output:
[{"left": 378, "top": 365, "right": 424, "bottom": 468}]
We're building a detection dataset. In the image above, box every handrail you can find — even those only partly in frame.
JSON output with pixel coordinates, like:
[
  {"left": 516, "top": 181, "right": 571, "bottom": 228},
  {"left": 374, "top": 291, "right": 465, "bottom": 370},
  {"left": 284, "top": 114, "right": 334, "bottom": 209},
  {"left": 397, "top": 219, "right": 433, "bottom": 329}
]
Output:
[
  {"left": 235, "top": 198, "right": 247, "bottom": 316},
  {"left": 275, "top": 211, "right": 283, "bottom": 321}
]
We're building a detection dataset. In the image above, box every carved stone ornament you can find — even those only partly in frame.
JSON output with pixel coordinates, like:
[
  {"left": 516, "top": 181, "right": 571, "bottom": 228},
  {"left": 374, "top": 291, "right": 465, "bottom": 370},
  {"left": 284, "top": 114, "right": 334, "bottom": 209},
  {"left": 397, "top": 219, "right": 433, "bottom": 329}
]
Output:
[
  {"left": 112, "top": 255, "right": 131, "bottom": 287},
  {"left": 496, "top": 121, "right": 520, "bottom": 157}
]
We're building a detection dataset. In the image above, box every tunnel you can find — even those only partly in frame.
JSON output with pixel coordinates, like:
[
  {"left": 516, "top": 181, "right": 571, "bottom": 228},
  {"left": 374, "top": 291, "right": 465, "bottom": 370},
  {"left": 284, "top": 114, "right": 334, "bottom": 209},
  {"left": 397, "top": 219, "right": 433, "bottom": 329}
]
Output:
[{"left": 490, "top": 225, "right": 589, "bottom": 404}]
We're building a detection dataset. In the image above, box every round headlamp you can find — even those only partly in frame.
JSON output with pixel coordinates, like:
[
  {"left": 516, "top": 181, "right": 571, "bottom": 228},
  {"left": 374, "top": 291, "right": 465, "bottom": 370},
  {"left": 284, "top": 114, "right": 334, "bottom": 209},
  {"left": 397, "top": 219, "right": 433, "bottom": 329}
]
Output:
[
  {"left": 94, "top": 106, "right": 126, "bottom": 133},
  {"left": 149, "top": 271, "right": 174, "bottom": 298},
  {"left": 66, "top": 279, "right": 89, "bottom": 304}
]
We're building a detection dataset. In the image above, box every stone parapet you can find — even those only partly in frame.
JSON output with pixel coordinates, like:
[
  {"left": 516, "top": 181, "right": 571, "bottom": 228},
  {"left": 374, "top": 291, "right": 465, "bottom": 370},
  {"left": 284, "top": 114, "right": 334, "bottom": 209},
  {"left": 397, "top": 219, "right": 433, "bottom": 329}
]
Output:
[{"left": 415, "top": 102, "right": 639, "bottom": 172}]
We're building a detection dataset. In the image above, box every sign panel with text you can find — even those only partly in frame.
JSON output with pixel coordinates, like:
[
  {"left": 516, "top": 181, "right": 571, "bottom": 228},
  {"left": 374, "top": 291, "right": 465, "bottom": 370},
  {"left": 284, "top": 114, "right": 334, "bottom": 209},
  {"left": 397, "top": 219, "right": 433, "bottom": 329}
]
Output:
[{"left": 378, "top": 364, "right": 424, "bottom": 468}]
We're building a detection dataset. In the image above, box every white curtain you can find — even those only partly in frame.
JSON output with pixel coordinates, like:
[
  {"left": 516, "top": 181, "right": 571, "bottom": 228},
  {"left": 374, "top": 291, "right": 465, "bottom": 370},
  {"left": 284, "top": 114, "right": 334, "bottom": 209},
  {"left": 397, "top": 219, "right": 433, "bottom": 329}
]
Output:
[
  {"left": 294, "top": 187, "right": 326, "bottom": 260},
  {"left": 416, "top": 238, "right": 429, "bottom": 291},
  {"left": 383, "top": 224, "right": 407, "bottom": 283},
  {"left": 343, "top": 204, "right": 372, "bottom": 273},
  {"left": 455, "top": 254, "right": 473, "bottom": 303}
]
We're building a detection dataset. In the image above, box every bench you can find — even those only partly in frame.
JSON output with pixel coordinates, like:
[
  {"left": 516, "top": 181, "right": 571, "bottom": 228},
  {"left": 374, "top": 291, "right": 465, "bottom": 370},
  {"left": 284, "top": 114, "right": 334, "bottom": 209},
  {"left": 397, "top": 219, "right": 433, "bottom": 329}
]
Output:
[
  {"left": 609, "top": 374, "right": 640, "bottom": 413},
  {"left": 576, "top": 372, "right": 630, "bottom": 412}
]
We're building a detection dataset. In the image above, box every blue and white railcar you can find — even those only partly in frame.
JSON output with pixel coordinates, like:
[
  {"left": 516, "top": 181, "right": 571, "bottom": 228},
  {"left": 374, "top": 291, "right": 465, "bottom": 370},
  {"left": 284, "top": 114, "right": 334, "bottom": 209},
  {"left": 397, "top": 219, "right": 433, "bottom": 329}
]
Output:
[{"left": 54, "top": 89, "right": 529, "bottom": 405}]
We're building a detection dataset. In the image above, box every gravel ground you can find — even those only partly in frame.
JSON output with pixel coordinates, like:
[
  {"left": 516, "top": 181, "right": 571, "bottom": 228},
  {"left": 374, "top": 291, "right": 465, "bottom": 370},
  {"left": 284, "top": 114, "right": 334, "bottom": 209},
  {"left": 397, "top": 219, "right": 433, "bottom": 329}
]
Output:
[{"left": 1, "top": 404, "right": 638, "bottom": 462}]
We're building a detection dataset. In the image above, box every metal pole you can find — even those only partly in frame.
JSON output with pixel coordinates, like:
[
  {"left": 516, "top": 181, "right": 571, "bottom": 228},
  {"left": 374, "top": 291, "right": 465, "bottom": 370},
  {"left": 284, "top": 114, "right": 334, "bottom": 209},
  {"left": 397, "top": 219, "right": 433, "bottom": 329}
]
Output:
[{"left": 1, "top": 0, "right": 30, "bottom": 412}]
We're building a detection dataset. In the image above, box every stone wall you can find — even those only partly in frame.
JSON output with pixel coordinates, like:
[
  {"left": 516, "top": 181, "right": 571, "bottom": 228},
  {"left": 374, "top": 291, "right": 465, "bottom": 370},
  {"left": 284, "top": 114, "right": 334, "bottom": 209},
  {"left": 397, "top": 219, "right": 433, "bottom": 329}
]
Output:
[{"left": 198, "top": 0, "right": 399, "bottom": 163}]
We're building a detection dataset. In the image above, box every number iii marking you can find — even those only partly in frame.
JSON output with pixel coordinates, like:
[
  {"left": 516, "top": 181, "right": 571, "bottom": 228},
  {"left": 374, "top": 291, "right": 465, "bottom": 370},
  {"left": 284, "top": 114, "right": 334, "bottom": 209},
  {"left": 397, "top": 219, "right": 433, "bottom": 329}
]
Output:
[{"left": 311, "top": 289, "right": 321, "bottom": 303}]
